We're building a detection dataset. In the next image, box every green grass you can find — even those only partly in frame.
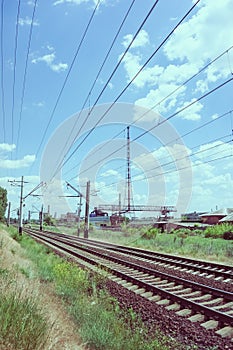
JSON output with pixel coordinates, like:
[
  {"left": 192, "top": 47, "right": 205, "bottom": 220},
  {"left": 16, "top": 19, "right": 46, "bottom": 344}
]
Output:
[
  {"left": 6, "top": 226, "right": 189, "bottom": 350},
  {"left": 0, "top": 272, "right": 48, "bottom": 350},
  {"left": 130, "top": 232, "right": 233, "bottom": 263},
  {"left": 6, "top": 223, "right": 231, "bottom": 349},
  {"left": 88, "top": 225, "right": 233, "bottom": 264}
]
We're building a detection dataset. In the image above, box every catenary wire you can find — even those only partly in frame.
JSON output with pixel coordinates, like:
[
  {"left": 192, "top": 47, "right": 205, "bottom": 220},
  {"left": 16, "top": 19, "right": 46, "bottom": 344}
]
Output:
[
  {"left": 96, "top": 136, "right": 232, "bottom": 191},
  {"left": 11, "top": 0, "right": 21, "bottom": 148},
  {"left": 53, "top": 0, "right": 136, "bottom": 173},
  {"left": 69, "top": 109, "right": 233, "bottom": 179},
  {"left": 0, "top": 0, "right": 6, "bottom": 143},
  {"left": 16, "top": 0, "right": 38, "bottom": 157},
  {"left": 66, "top": 46, "right": 233, "bottom": 177},
  {"left": 51, "top": 0, "right": 160, "bottom": 180},
  {"left": 67, "top": 77, "right": 233, "bottom": 182},
  {"left": 63, "top": 44, "right": 233, "bottom": 179},
  {"left": 52, "top": 0, "right": 201, "bottom": 181},
  {"left": 80, "top": 133, "right": 232, "bottom": 187},
  {"left": 32, "top": 0, "right": 101, "bottom": 163}
]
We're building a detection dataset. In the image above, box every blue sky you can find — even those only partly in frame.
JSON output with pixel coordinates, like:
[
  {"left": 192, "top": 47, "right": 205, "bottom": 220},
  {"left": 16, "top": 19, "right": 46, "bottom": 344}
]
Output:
[{"left": 0, "top": 0, "right": 233, "bottom": 219}]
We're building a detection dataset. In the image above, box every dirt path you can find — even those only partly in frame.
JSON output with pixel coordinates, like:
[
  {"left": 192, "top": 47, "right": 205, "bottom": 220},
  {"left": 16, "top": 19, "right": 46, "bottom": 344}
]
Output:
[{"left": 0, "top": 227, "right": 87, "bottom": 350}]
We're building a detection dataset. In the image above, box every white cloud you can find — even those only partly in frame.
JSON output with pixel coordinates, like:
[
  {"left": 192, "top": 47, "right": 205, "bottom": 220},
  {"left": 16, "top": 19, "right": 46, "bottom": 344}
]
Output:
[
  {"left": 211, "top": 113, "right": 219, "bottom": 120},
  {"left": 135, "top": 84, "right": 186, "bottom": 116},
  {"left": 194, "top": 141, "right": 232, "bottom": 161},
  {"left": 32, "top": 53, "right": 54, "bottom": 64},
  {"left": 100, "top": 169, "right": 119, "bottom": 177},
  {"left": 175, "top": 98, "right": 203, "bottom": 121},
  {"left": 0, "top": 155, "right": 35, "bottom": 169},
  {"left": 0, "top": 143, "right": 16, "bottom": 152},
  {"left": 53, "top": 0, "right": 91, "bottom": 5},
  {"left": 122, "top": 30, "right": 150, "bottom": 49},
  {"left": 195, "top": 79, "right": 209, "bottom": 93},
  {"left": 163, "top": 0, "right": 233, "bottom": 68},
  {"left": 120, "top": 0, "right": 232, "bottom": 122},
  {"left": 53, "top": 0, "right": 110, "bottom": 7},
  {"left": 0, "top": 144, "right": 35, "bottom": 169},
  {"left": 189, "top": 157, "right": 233, "bottom": 212},
  {"left": 51, "top": 62, "right": 68, "bottom": 72},
  {"left": 32, "top": 52, "right": 68, "bottom": 72},
  {"left": 33, "top": 101, "right": 45, "bottom": 108},
  {"left": 121, "top": 51, "right": 163, "bottom": 88},
  {"left": 19, "top": 16, "right": 39, "bottom": 26}
]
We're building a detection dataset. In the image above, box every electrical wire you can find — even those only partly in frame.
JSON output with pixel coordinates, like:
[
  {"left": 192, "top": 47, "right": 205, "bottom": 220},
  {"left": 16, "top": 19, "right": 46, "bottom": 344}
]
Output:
[
  {"left": 86, "top": 133, "right": 232, "bottom": 187},
  {"left": 51, "top": 0, "right": 160, "bottom": 180},
  {"left": 133, "top": 77, "right": 233, "bottom": 142},
  {"left": 52, "top": 0, "right": 201, "bottom": 181},
  {"left": 63, "top": 44, "right": 233, "bottom": 179},
  {"left": 96, "top": 136, "right": 232, "bottom": 191},
  {"left": 33, "top": 0, "right": 101, "bottom": 162},
  {"left": 11, "top": 0, "right": 21, "bottom": 147},
  {"left": 64, "top": 46, "right": 233, "bottom": 179},
  {"left": 72, "top": 109, "right": 233, "bottom": 180},
  {"left": 53, "top": 0, "right": 136, "bottom": 176},
  {"left": 0, "top": 0, "right": 6, "bottom": 143},
  {"left": 16, "top": 0, "right": 38, "bottom": 157},
  {"left": 66, "top": 77, "right": 233, "bottom": 182}
]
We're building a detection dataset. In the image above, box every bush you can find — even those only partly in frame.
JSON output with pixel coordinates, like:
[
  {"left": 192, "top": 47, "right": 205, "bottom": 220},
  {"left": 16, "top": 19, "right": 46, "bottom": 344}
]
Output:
[
  {"left": 141, "top": 227, "right": 160, "bottom": 239},
  {"left": 223, "top": 231, "right": 233, "bottom": 240},
  {"left": 204, "top": 223, "right": 233, "bottom": 239},
  {"left": 53, "top": 261, "right": 89, "bottom": 298}
]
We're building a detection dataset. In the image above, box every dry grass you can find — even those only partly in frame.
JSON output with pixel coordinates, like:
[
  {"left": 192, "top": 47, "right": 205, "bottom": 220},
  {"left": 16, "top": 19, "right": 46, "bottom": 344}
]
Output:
[{"left": 0, "top": 226, "right": 87, "bottom": 350}]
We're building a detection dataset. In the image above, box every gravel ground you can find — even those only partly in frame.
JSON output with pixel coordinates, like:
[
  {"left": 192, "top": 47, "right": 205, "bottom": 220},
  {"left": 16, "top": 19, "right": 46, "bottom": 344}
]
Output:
[
  {"left": 105, "top": 278, "right": 233, "bottom": 350},
  {"left": 94, "top": 247, "right": 233, "bottom": 350}
]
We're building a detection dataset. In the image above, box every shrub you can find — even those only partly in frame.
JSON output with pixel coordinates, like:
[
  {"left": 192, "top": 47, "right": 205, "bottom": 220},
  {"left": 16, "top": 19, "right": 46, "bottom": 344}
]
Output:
[
  {"left": 223, "top": 231, "right": 233, "bottom": 240},
  {"left": 53, "top": 261, "right": 89, "bottom": 298},
  {"left": 141, "top": 227, "right": 159, "bottom": 239},
  {"left": 204, "top": 223, "right": 233, "bottom": 239}
]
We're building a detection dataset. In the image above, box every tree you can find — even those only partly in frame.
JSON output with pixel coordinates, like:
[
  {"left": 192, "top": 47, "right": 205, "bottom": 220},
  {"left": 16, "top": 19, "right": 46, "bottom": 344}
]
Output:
[
  {"left": 0, "top": 187, "right": 7, "bottom": 222},
  {"left": 43, "top": 214, "right": 55, "bottom": 226}
]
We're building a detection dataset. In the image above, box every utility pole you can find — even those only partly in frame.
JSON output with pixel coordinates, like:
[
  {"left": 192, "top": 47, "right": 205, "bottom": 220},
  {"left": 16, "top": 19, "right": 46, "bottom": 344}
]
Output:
[
  {"left": 65, "top": 181, "right": 83, "bottom": 237},
  {"left": 84, "top": 180, "right": 90, "bottom": 239},
  {"left": 39, "top": 204, "right": 43, "bottom": 231},
  {"left": 118, "top": 193, "right": 121, "bottom": 217},
  {"left": 127, "top": 126, "right": 131, "bottom": 212},
  {"left": 7, "top": 202, "right": 11, "bottom": 227},
  {"left": 77, "top": 195, "right": 82, "bottom": 236},
  {"left": 19, "top": 176, "right": 24, "bottom": 234},
  {"left": 8, "top": 177, "right": 45, "bottom": 235}
]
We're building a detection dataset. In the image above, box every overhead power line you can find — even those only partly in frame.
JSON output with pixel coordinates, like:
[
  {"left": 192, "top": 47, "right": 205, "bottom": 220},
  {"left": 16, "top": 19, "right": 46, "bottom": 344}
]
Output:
[
  {"left": 53, "top": 0, "right": 137, "bottom": 175},
  {"left": 67, "top": 76, "right": 233, "bottom": 182},
  {"left": 16, "top": 0, "right": 38, "bottom": 157},
  {"left": 0, "top": 0, "right": 6, "bottom": 142},
  {"left": 70, "top": 109, "right": 233, "bottom": 180},
  {"left": 96, "top": 136, "right": 233, "bottom": 191},
  {"left": 133, "top": 77, "right": 233, "bottom": 142},
  {"left": 33, "top": 0, "right": 101, "bottom": 162},
  {"left": 51, "top": 0, "right": 160, "bottom": 180},
  {"left": 52, "top": 0, "right": 201, "bottom": 181},
  {"left": 11, "top": 0, "right": 21, "bottom": 148},
  {"left": 64, "top": 46, "right": 233, "bottom": 179}
]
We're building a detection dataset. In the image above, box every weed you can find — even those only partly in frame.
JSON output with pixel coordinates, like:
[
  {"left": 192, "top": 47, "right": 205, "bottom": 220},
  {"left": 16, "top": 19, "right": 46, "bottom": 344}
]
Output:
[{"left": 0, "top": 277, "right": 49, "bottom": 350}]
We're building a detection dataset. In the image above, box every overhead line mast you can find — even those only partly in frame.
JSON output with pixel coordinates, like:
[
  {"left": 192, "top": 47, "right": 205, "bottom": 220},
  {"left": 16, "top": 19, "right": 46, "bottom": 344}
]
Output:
[{"left": 127, "top": 126, "right": 131, "bottom": 212}]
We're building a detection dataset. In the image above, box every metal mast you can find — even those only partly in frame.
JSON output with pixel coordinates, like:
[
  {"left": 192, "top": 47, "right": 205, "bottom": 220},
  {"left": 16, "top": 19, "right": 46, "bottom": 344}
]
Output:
[{"left": 127, "top": 126, "right": 131, "bottom": 212}]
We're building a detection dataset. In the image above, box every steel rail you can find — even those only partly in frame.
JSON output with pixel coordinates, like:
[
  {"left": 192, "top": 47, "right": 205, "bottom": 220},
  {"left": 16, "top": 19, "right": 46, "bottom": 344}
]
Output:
[{"left": 24, "top": 228, "right": 233, "bottom": 326}]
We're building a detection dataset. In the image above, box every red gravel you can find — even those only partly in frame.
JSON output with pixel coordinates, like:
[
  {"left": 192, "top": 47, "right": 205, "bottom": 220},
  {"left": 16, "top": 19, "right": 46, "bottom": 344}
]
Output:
[{"left": 105, "top": 279, "right": 233, "bottom": 350}]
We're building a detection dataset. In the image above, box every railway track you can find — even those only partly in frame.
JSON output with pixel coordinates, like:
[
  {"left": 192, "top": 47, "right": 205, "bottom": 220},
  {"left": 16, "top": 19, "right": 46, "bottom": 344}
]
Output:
[
  {"left": 23, "top": 227, "right": 233, "bottom": 349},
  {"left": 57, "top": 234, "right": 233, "bottom": 282}
]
